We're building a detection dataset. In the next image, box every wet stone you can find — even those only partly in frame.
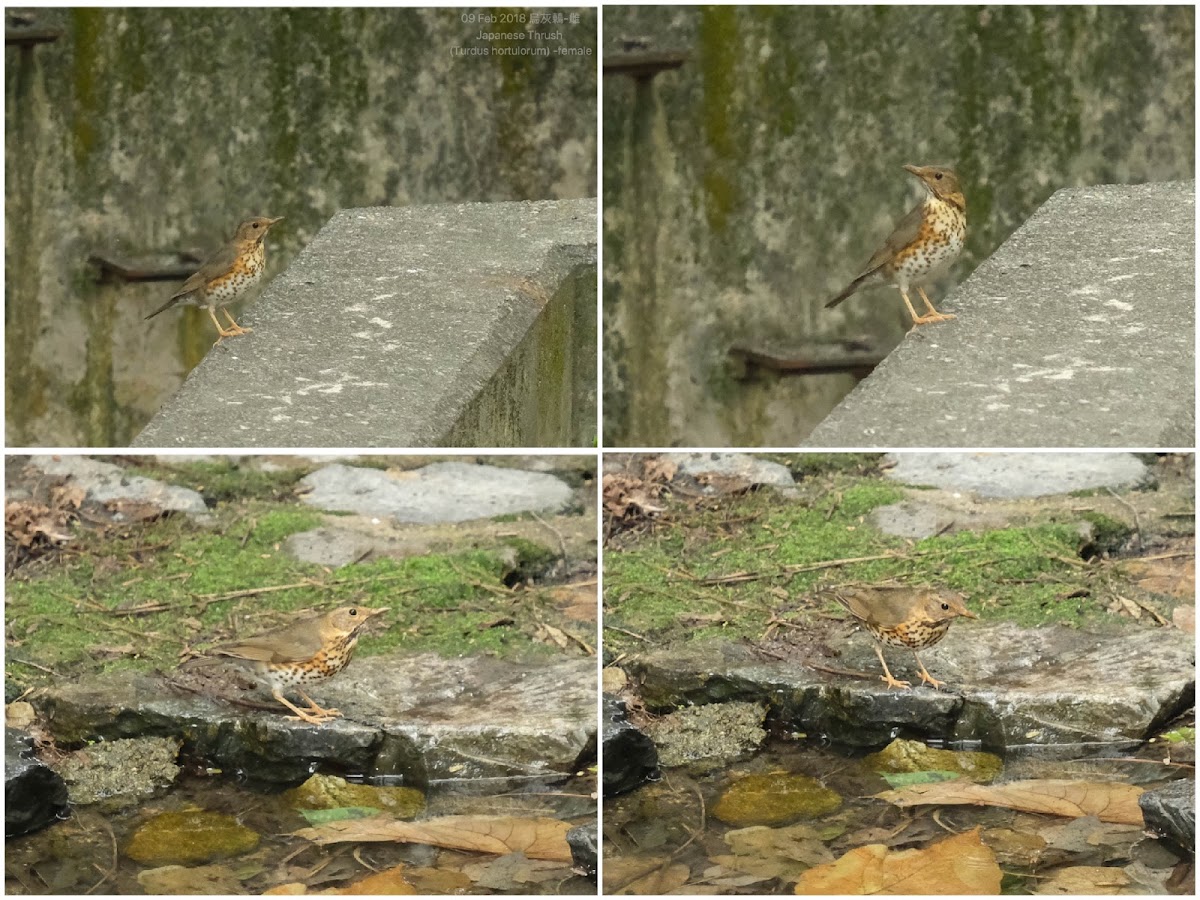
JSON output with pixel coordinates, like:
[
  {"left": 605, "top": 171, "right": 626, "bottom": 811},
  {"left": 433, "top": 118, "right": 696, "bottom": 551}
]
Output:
[
  {"left": 864, "top": 737, "right": 1002, "bottom": 784},
  {"left": 602, "top": 695, "right": 659, "bottom": 797},
  {"left": 644, "top": 701, "right": 767, "bottom": 771},
  {"left": 712, "top": 773, "right": 842, "bottom": 827},
  {"left": 567, "top": 822, "right": 598, "bottom": 878},
  {"left": 54, "top": 736, "right": 181, "bottom": 810},
  {"left": 627, "top": 626, "right": 1193, "bottom": 753},
  {"left": 285, "top": 773, "right": 424, "bottom": 820},
  {"left": 125, "top": 809, "right": 260, "bottom": 866},
  {"left": 5, "top": 728, "right": 69, "bottom": 838},
  {"left": 1138, "top": 779, "right": 1195, "bottom": 854}
]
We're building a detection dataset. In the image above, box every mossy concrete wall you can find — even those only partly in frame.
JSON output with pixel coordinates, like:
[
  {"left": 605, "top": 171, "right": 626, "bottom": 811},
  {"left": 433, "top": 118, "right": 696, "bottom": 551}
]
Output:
[
  {"left": 602, "top": 6, "right": 1194, "bottom": 447},
  {"left": 6, "top": 7, "right": 597, "bottom": 447},
  {"left": 130, "top": 201, "right": 597, "bottom": 449}
]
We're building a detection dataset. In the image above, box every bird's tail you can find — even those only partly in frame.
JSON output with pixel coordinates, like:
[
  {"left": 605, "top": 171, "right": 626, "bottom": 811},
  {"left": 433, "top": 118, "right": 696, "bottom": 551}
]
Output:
[
  {"left": 144, "top": 296, "right": 179, "bottom": 320},
  {"left": 825, "top": 272, "right": 870, "bottom": 309}
]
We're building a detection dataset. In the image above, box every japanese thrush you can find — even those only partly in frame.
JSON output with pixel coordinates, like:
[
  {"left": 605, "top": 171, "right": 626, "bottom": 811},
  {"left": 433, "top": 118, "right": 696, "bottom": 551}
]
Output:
[
  {"left": 182, "top": 606, "right": 388, "bottom": 724},
  {"left": 146, "top": 216, "right": 284, "bottom": 341},
  {"left": 833, "top": 586, "right": 976, "bottom": 690},
  {"left": 826, "top": 165, "right": 966, "bottom": 326}
]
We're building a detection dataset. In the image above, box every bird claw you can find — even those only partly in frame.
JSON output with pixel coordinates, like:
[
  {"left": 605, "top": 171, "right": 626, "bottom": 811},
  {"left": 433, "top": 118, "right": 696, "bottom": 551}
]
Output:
[
  {"left": 880, "top": 674, "right": 912, "bottom": 690},
  {"left": 910, "top": 312, "right": 956, "bottom": 325}
]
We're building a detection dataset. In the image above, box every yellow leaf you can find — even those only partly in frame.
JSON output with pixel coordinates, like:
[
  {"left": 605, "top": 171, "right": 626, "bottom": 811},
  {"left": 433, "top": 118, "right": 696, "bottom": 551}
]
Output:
[
  {"left": 294, "top": 815, "right": 572, "bottom": 861},
  {"left": 794, "top": 826, "right": 1001, "bottom": 895},
  {"left": 876, "top": 779, "right": 1144, "bottom": 825}
]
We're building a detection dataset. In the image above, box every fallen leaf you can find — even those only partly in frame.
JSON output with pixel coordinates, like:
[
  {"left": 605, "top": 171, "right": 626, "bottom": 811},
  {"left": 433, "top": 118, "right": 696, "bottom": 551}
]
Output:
[
  {"left": 460, "top": 852, "right": 565, "bottom": 889},
  {"left": 294, "top": 815, "right": 572, "bottom": 861},
  {"left": 794, "top": 825, "right": 1001, "bottom": 895},
  {"left": 876, "top": 779, "right": 1144, "bottom": 825},
  {"left": 1036, "top": 865, "right": 1131, "bottom": 894},
  {"left": 604, "top": 857, "right": 690, "bottom": 894},
  {"left": 334, "top": 864, "right": 418, "bottom": 894}
]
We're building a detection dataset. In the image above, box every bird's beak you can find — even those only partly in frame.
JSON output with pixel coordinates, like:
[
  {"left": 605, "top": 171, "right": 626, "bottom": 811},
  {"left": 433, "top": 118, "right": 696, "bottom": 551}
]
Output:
[
  {"left": 267, "top": 216, "right": 284, "bottom": 227},
  {"left": 961, "top": 608, "right": 978, "bottom": 619},
  {"left": 361, "top": 607, "right": 389, "bottom": 619},
  {"left": 903, "top": 164, "right": 924, "bottom": 178}
]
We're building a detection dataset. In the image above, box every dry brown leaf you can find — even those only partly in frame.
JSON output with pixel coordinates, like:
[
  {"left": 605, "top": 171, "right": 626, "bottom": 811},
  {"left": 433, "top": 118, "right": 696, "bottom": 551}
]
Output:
[
  {"left": 294, "top": 814, "right": 572, "bottom": 861},
  {"left": 1123, "top": 545, "right": 1195, "bottom": 599},
  {"left": 641, "top": 457, "right": 678, "bottom": 484},
  {"left": 876, "top": 779, "right": 1144, "bottom": 826},
  {"left": 1036, "top": 865, "right": 1131, "bottom": 894},
  {"left": 334, "top": 864, "right": 418, "bottom": 895},
  {"left": 794, "top": 825, "right": 1001, "bottom": 895},
  {"left": 604, "top": 858, "right": 691, "bottom": 895}
]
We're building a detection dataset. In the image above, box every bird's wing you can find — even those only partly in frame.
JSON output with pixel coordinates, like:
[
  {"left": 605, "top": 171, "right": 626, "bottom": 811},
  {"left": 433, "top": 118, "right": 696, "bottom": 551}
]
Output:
[
  {"left": 212, "top": 615, "right": 325, "bottom": 663},
  {"left": 171, "top": 242, "right": 240, "bottom": 299},
  {"left": 862, "top": 202, "right": 926, "bottom": 274},
  {"left": 835, "top": 587, "right": 910, "bottom": 629}
]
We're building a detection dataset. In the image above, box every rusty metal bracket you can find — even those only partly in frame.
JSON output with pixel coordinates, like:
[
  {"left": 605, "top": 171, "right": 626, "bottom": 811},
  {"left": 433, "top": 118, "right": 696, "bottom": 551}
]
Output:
[
  {"left": 87, "top": 253, "right": 201, "bottom": 285},
  {"left": 728, "top": 339, "right": 886, "bottom": 380},
  {"left": 604, "top": 48, "right": 688, "bottom": 80},
  {"left": 6, "top": 25, "right": 62, "bottom": 47}
]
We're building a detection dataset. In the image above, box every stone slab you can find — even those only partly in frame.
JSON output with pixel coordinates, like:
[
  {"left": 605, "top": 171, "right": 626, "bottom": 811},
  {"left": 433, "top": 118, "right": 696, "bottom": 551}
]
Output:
[
  {"left": 133, "top": 200, "right": 596, "bottom": 448},
  {"left": 806, "top": 181, "right": 1195, "bottom": 448}
]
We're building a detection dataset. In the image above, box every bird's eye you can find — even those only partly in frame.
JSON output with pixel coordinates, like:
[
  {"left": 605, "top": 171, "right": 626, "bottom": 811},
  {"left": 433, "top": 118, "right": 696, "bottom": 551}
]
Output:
[
  {"left": 349, "top": 608, "right": 358, "bottom": 616},
  {"left": 941, "top": 602, "right": 950, "bottom": 610},
  {"left": 252, "top": 222, "right": 261, "bottom": 228},
  {"left": 935, "top": 173, "right": 943, "bottom": 180}
]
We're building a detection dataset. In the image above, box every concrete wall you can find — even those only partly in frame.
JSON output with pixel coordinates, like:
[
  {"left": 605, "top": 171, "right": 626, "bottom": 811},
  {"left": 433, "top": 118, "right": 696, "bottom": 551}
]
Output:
[
  {"left": 6, "top": 8, "right": 597, "bottom": 447},
  {"left": 602, "top": 6, "right": 1195, "bottom": 447},
  {"left": 130, "top": 201, "right": 597, "bottom": 449}
]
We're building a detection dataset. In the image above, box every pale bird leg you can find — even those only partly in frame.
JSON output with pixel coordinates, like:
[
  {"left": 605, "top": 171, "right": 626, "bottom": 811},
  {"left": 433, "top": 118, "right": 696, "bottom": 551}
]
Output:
[
  {"left": 272, "top": 688, "right": 337, "bottom": 725},
  {"left": 916, "top": 285, "right": 956, "bottom": 321},
  {"left": 912, "top": 652, "right": 946, "bottom": 690},
  {"left": 206, "top": 307, "right": 242, "bottom": 340},
  {"left": 874, "top": 645, "right": 912, "bottom": 690},
  {"left": 294, "top": 687, "right": 341, "bottom": 718},
  {"left": 220, "top": 308, "right": 252, "bottom": 335}
]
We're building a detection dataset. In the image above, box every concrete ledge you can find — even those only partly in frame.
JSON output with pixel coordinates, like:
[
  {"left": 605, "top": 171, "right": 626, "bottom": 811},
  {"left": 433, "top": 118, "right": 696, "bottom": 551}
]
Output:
[
  {"left": 805, "top": 181, "right": 1195, "bottom": 448},
  {"left": 133, "top": 200, "right": 596, "bottom": 448}
]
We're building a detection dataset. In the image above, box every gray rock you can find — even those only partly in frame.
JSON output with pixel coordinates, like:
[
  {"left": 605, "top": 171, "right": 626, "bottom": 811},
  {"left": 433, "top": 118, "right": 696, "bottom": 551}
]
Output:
[
  {"left": 806, "top": 181, "right": 1195, "bottom": 449},
  {"left": 5, "top": 729, "right": 69, "bottom": 837},
  {"left": 1139, "top": 779, "right": 1195, "bottom": 854},
  {"left": 298, "top": 462, "right": 574, "bottom": 522},
  {"left": 566, "top": 822, "right": 598, "bottom": 878},
  {"left": 34, "top": 653, "right": 594, "bottom": 787},
  {"left": 664, "top": 453, "right": 795, "bottom": 487},
  {"left": 645, "top": 701, "right": 767, "bottom": 770},
  {"left": 602, "top": 696, "right": 659, "bottom": 797},
  {"left": 628, "top": 625, "right": 1194, "bottom": 753},
  {"left": 54, "top": 737, "right": 181, "bottom": 809},
  {"left": 27, "top": 456, "right": 207, "bottom": 515},
  {"left": 884, "top": 452, "right": 1149, "bottom": 498},
  {"left": 283, "top": 527, "right": 381, "bottom": 568}
]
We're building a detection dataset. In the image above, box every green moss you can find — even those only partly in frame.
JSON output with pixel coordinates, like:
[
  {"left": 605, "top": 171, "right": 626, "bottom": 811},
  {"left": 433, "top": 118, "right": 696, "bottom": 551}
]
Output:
[
  {"left": 712, "top": 773, "right": 842, "bottom": 826},
  {"left": 6, "top": 482, "right": 573, "bottom": 691},
  {"left": 120, "top": 458, "right": 309, "bottom": 503},
  {"left": 125, "top": 810, "right": 259, "bottom": 866},
  {"left": 1077, "top": 511, "right": 1134, "bottom": 556},
  {"left": 604, "top": 473, "right": 1127, "bottom": 654}
]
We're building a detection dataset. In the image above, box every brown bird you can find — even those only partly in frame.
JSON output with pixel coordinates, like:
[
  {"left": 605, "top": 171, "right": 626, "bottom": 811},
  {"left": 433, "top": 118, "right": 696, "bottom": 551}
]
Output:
[
  {"left": 832, "top": 586, "right": 976, "bottom": 690},
  {"left": 146, "top": 216, "right": 284, "bottom": 340},
  {"left": 182, "top": 606, "right": 388, "bottom": 724},
  {"left": 826, "top": 165, "right": 966, "bottom": 326}
]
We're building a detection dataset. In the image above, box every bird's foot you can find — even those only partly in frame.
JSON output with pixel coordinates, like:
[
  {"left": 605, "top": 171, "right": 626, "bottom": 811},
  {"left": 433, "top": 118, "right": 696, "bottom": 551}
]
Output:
[
  {"left": 916, "top": 669, "right": 946, "bottom": 690},
  {"left": 879, "top": 673, "right": 912, "bottom": 690},
  {"left": 284, "top": 708, "right": 340, "bottom": 725},
  {"left": 910, "top": 312, "right": 956, "bottom": 325}
]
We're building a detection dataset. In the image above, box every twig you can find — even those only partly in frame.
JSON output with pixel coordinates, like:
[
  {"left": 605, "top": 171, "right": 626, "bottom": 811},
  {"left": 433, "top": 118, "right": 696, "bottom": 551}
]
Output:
[
  {"left": 604, "top": 624, "right": 650, "bottom": 642},
  {"left": 530, "top": 510, "right": 568, "bottom": 562},
  {"left": 8, "top": 657, "right": 62, "bottom": 676},
  {"left": 1104, "top": 487, "right": 1143, "bottom": 549},
  {"left": 85, "top": 815, "right": 118, "bottom": 894},
  {"left": 1118, "top": 593, "right": 1170, "bottom": 626}
]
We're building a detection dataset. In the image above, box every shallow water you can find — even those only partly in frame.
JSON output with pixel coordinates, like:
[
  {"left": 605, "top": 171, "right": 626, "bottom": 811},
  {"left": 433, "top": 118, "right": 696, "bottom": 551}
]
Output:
[
  {"left": 7, "top": 770, "right": 596, "bottom": 895},
  {"left": 602, "top": 736, "right": 1191, "bottom": 895}
]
